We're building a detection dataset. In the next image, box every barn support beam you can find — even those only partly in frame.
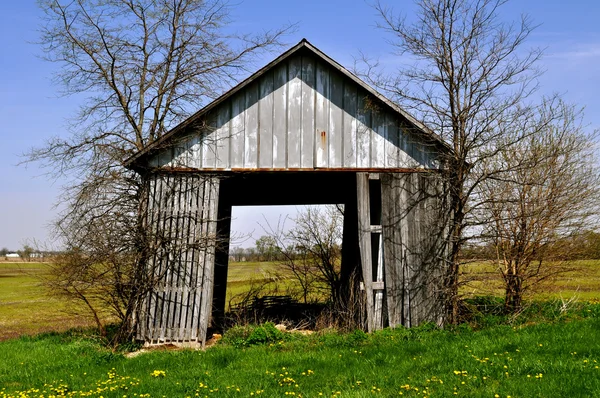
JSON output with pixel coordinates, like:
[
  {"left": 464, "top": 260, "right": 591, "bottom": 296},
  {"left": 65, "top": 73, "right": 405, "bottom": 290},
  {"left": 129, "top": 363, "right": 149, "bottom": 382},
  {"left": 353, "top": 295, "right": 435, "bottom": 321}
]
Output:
[
  {"left": 356, "top": 172, "right": 386, "bottom": 332},
  {"left": 340, "top": 179, "right": 361, "bottom": 322},
  {"left": 211, "top": 199, "right": 233, "bottom": 332}
]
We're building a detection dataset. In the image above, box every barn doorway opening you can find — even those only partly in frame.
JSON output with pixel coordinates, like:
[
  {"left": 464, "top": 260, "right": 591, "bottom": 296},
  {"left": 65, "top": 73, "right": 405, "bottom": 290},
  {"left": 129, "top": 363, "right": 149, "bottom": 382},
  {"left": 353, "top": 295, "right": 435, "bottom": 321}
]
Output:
[{"left": 222, "top": 204, "right": 346, "bottom": 330}]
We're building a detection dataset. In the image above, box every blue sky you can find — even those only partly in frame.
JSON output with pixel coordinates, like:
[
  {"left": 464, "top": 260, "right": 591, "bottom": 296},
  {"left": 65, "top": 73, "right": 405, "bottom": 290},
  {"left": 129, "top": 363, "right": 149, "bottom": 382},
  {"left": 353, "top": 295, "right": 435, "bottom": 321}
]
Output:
[{"left": 1, "top": 0, "right": 599, "bottom": 250}]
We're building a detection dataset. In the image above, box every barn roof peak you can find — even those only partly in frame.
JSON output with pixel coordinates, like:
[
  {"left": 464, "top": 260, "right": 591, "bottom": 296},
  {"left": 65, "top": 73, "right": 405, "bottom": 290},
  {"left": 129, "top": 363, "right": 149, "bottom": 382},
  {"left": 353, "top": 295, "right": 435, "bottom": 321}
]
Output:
[{"left": 125, "top": 39, "right": 449, "bottom": 170}]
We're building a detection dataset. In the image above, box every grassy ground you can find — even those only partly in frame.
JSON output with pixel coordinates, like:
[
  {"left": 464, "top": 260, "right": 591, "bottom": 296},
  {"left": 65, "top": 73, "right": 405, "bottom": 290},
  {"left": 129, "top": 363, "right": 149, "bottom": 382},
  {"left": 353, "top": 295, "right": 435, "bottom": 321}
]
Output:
[
  {"left": 3, "top": 259, "right": 599, "bottom": 342},
  {"left": 2, "top": 260, "right": 600, "bottom": 396},
  {"left": 461, "top": 259, "right": 600, "bottom": 301},
  {"left": 0, "top": 263, "right": 97, "bottom": 341},
  {"left": 1, "top": 304, "right": 600, "bottom": 397},
  {"left": 225, "top": 259, "right": 600, "bottom": 307},
  {"left": 226, "top": 261, "right": 282, "bottom": 304}
]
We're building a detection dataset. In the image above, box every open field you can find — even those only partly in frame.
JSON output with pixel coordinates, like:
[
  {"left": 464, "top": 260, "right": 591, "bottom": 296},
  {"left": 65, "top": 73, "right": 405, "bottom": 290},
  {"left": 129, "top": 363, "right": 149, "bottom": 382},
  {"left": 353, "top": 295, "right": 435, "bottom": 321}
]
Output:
[
  {"left": 0, "top": 263, "right": 97, "bottom": 341},
  {"left": 225, "top": 261, "right": 328, "bottom": 308},
  {"left": 2, "top": 259, "right": 600, "bottom": 342},
  {"left": 227, "top": 259, "right": 600, "bottom": 303},
  {"left": 461, "top": 259, "right": 600, "bottom": 301},
  {"left": 1, "top": 260, "right": 600, "bottom": 396},
  {"left": 2, "top": 307, "right": 600, "bottom": 397}
]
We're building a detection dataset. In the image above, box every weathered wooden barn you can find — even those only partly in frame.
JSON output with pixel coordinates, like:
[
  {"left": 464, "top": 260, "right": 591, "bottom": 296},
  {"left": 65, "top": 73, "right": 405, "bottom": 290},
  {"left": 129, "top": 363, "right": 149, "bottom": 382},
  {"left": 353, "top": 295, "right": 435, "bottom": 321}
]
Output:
[{"left": 126, "top": 39, "right": 450, "bottom": 346}]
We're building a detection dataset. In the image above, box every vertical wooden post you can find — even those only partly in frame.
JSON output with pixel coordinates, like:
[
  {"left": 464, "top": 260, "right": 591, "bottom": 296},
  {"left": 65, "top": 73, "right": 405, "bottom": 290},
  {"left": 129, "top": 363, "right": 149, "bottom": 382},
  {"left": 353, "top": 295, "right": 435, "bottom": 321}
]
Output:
[
  {"left": 340, "top": 179, "right": 361, "bottom": 319},
  {"left": 357, "top": 172, "right": 387, "bottom": 332},
  {"left": 356, "top": 172, "right": 375, "bottom": 332},
  {"left": 198, "top": 176, "right": 220, "bottom": 347},
  {"left": 370, "top": 174, "right": 385, "bottom": 330},
  {"left": 211, "top": 199, "right": 232, "bottom": 332}
]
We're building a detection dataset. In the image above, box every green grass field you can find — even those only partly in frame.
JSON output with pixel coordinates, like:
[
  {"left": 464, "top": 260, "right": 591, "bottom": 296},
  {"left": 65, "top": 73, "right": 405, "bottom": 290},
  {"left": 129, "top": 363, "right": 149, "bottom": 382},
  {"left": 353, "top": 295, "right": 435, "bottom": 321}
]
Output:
[
  {"left": 3, "top": 259, "right": 600, "bottom": 342},
  {"left": 1, "top": 306, "right": 600, "bottom": 397},
  {"left": 461, "top": 259, "right": 600, "bottom": 301},
  {"left": 226, "top": 259, "right": 600, "bottom": 304},
  {"left": 2, "top": 260, "right": 600, "bottom": 396},
  {"left": 0, "top": 262, "right": 98, "bottom": 341}
]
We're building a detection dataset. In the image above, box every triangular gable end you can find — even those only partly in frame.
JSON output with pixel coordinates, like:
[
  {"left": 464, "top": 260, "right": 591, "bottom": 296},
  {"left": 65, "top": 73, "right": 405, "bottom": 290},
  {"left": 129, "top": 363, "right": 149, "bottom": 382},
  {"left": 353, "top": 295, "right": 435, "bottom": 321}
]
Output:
[{"left": 126, "top": 39, "right": 448, "bottom": 172}]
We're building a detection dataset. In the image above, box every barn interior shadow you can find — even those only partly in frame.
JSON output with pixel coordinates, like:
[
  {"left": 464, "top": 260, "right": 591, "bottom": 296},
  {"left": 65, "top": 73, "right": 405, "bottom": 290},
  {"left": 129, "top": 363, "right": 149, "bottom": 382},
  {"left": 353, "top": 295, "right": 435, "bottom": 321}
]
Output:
[{"left": 211, "top": 171, "right": 363, "bottom": 332}]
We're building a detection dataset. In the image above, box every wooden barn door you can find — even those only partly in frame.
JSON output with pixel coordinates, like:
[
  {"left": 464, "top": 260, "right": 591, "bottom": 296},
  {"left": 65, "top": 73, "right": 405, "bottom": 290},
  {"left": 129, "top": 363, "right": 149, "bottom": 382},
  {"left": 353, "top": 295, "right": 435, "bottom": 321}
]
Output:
[{"left": 137, "top": 173, "right": 220, "bottom": 346}]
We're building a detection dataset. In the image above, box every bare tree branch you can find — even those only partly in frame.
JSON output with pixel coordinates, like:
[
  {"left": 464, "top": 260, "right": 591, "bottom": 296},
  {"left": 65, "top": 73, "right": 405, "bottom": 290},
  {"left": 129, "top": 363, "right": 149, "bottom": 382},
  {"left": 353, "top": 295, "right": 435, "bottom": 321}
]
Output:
[
  {"left": 26, "top": 0, "right": 294, "bottom": 344},
  {"left": 362, "top": 0, "right": 546, "bottom": 322}
]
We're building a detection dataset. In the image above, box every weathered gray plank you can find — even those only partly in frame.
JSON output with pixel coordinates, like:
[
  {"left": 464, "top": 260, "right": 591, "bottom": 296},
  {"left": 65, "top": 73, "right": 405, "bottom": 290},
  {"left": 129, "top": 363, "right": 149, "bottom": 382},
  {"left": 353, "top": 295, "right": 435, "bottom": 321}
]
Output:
[
  {"left": 385, "top": 115, "right": 400, "bottom": 168},
  {"left": 381, "top": 173, "right": 403, "bottom": 327},
  {"left": 328, "top": 71, "right": 343, "bottom": 168},
  {"left": 189, "top": 177, "right": 207, "bottom": 341},
  {"left": 177, "top": 177, "right": 195, "bottom": 341},
  {"left": 170, "top": 177, "right": 185, "bottom": 341},
  {"left": 171, "top": 137, "right": 185, "bottom": 168},
  {"left": 186, "top": 135, "right": 201, "bottom": 169},
  {"left": 244, "top": 83, "right": 259, "bottom": 168},
  {"left": 343, "top": 83, "right": 357, "bottom": 167},
  {"left": 157, "top": 147, "right": 173, "bottom": 169},
  {"left": 201, "top": 117, "right": 217, "bottom": 169},
  {"left": 406, "top": 173, "right": 422, "bottom": 327},
  {"left": 170, "top": 175, "right": 187, "bottom": 341},
  {"left": 259, "top": 71, "right": 274, "bottom": 168},
  {"left": 301, "top": 56, "right": 315, "bottom": 168},
  {"left": 150, "top": 175, "right": 167, "bottom": 341},
  {"left": 216, "top": 104, "right": 231, "bottom": 169},
  {"left": 198, "top": 177, "right": 219, "bottom": 347},
  {"left": 371, "top": 109, "right": 386, "bottom": 168},
  {"left": 272, "top": 63, "right": 288, "bottom": 168},
  {"left": 356, "top": 94, "right": 371, "bottom": 168},
  {"left": 159, "top": 175, "right": 176, "bottom": 341},
  {"left": 287, "top": 55, "right": 302, "bottom": 168},
  {"left": 373, "top": 232, "right": 384, "bottom": 329},
  {"left": 230, "top": 93, "right": 245, "bottom": 168},
  {"left": 356, "top": 172, "right": 374, "bottom": 332},
  {"left": 315, "top": 61, "right": 329, "bottom": 168}
]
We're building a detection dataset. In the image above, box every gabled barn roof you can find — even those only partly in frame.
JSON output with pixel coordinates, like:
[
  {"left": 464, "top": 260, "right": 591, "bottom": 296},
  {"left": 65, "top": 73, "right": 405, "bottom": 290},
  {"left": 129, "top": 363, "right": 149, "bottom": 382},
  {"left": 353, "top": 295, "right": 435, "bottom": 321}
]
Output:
[{"left": 125, "top": 39, "right": 450, "bottom": 172}]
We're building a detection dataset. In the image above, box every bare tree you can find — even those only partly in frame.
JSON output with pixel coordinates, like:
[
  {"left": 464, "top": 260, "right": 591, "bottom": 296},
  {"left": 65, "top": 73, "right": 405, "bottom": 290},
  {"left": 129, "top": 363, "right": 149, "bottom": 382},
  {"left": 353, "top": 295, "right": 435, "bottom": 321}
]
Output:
[
  {"left": 268, "top": 206, "right": 343, "bottom": 306},
  {"left": 479, "top": 102, "right": 599, "bottom": 313},
  {"left": 27, "top": 0, "right": 292, "bottom": 343},
  {"left": 365, "top": 0, "right": 546, "bottom": 322}
]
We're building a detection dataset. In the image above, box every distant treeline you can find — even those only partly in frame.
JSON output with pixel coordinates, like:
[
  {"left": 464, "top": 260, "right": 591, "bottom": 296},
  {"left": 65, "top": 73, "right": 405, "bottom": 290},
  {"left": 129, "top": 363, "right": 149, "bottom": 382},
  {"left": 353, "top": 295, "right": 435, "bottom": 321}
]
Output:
[{"left": 0, "top": 246, "right": 60, "bottom": 261}]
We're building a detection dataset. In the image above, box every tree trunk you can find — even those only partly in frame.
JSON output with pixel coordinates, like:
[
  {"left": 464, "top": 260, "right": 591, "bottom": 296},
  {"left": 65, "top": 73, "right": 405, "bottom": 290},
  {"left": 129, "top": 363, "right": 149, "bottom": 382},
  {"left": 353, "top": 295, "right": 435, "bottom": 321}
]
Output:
[{"left": 504, "top": 270, "right": 523, "bottom": 314}]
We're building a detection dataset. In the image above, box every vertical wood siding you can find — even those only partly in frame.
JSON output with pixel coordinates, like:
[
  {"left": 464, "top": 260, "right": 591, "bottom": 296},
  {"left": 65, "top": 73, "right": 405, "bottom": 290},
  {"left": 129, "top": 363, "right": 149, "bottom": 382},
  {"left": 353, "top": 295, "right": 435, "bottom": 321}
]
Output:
[
  {"left": 380, "top": 172, "right": 447, "bottom": 328},
  {"left": 149, "top": 53, "right": 440, "bottom": 171},
  {"left": 137, "top": 173, "right": 220, "bottom": 345}
]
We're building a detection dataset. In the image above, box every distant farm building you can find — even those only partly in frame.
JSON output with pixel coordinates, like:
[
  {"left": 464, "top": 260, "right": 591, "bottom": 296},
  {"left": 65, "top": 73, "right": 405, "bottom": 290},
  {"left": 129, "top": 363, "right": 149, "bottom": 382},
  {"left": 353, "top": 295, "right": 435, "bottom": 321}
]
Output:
[{"left": 126, "top": 39, "right": 450, "bottom": 346}]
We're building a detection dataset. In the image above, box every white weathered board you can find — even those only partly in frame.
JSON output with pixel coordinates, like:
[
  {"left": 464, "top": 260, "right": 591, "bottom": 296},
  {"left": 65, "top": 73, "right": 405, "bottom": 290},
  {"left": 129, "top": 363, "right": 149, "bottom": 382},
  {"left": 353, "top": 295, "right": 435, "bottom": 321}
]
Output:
[{"left": 148, "top": 53, "right": 440, "bottom": 171}]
